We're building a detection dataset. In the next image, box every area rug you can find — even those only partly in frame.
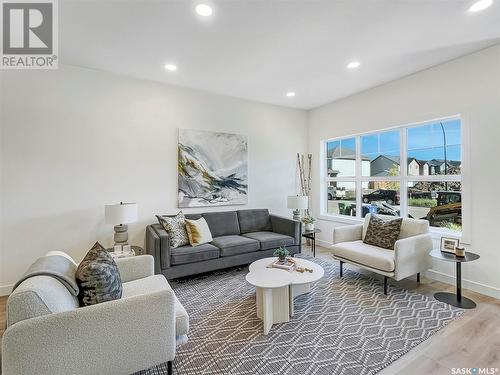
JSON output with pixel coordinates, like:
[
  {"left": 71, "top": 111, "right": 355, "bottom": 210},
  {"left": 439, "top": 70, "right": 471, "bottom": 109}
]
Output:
[{"left": 137, "top": 255, "right": 463, "bottom": 375}]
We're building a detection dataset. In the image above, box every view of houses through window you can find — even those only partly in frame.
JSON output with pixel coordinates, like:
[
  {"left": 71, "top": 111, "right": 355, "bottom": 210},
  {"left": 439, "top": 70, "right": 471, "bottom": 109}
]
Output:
[{"left": 325, "top": 118, "right": 462, "bottom": 232}]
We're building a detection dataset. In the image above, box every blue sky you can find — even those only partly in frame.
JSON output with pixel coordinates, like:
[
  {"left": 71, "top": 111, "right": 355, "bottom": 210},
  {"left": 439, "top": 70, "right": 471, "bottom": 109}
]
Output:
[{"left": 327, "top": 119, "right": 461, "bottom": 162}]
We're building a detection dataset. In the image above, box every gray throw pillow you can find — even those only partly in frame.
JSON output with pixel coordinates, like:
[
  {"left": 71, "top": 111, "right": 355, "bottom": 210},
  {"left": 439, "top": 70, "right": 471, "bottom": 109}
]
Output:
[
  {"left": 75, "top": 242, "right": 122, "bottom": 306},
  {"left": 363, "top": 215, "right": 403, "bottom": 250},
  {"left": 157, "top": 212, "right": 190, "bottom": 248}
]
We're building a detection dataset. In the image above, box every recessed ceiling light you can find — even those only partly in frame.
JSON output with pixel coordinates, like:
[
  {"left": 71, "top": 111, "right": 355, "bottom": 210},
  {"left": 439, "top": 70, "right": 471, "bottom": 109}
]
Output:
[
  {"left": 468, "top": 0, "right": 493, "bottom": 12},
  {"left": 286, "top": 92, "right": 296, "bottom": 97},
  {"left": 347, "top": 61, "right": 361, "bottom": 69},
  {"left": 164, "top": 64, "right": 177, "bottom": 71},
  {"left": 195, "top": 4, "right": 213, "bottom": 17}
]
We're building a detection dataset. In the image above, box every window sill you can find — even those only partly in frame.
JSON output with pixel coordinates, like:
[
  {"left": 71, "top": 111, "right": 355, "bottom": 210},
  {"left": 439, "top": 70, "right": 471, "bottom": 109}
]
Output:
[{"left": 318, "top": 214, "right": 466, "bottom": 243}]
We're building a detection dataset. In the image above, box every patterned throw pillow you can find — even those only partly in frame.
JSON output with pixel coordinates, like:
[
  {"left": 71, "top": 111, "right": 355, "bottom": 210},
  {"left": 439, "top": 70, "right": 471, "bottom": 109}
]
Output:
[
  {"left": 75, "top": 242, "right": 122, "bottom": 306},
  {"left": 157, "top": 212, "right": 190, "bottom": 248},
  {"left": 185, "top": 217, "right": 213, "bottom": 247},
  {"left": 363, "top": 215, "right": 403, "bottom": 250}
]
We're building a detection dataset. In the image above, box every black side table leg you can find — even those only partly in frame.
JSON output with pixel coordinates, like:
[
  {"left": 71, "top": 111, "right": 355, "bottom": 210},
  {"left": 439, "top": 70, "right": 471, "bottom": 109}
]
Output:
[
  {"left": 434, "top": 261, "right": 476, "bottom": 309},
  {"left": 313, "top": 234, "right": 316, "bottom": 257}
]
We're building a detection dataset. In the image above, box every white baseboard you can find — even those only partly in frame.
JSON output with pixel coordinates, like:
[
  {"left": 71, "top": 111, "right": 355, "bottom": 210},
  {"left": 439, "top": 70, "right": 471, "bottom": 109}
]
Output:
[
  {"left": 314, "top": 239, "right": 500, "bottom": 300},
  {"left": 425, "top": 269, "right": 500, "bottom": 300},
  {"left": 0, "top": 284, "right": 13, "bottom": 297}
]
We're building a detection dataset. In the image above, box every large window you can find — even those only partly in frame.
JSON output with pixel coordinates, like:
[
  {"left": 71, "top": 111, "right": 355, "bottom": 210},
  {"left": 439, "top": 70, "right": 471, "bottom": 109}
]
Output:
[{"left": 323, "top": 118, "right": 462, "bottom": 232}]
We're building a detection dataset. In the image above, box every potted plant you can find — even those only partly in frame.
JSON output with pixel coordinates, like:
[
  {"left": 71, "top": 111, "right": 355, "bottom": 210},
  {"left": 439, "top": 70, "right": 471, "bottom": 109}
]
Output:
[
  {"left": 302, "top": 216, "right": 316, "bottom": 231},
  {"left": 273, "top": 246, "right": 290, "bottom": 261}
]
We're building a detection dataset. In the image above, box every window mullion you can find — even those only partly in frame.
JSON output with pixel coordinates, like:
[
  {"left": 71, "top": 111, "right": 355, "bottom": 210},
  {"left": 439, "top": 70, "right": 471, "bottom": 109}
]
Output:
[
  {"left": 355, "top": 136, "right": 362, "bottom": 218},
  {"left": 400, "top": 128, "right": 408, "bottom": 219}
]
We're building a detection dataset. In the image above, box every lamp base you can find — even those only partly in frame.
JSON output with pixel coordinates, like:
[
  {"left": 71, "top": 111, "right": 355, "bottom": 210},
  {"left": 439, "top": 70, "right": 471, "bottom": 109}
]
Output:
[
  {"left": 114, "top": 224, "right": 129, "bottom": 246},
  {"left": 292, "top": 209, "right": 301, "bottom": 222}
]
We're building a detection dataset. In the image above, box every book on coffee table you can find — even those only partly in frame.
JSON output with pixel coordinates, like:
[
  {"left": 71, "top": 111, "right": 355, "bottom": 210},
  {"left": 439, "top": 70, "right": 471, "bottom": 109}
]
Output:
[{"left": 270, "top": 258, "right": 296, "bottom": 272}]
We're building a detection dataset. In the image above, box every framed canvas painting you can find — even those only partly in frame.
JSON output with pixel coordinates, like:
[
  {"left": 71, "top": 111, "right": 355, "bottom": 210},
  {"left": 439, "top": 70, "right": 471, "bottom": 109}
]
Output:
[{"left": 178, "top": 129, "right": 248, "bottom": 208}]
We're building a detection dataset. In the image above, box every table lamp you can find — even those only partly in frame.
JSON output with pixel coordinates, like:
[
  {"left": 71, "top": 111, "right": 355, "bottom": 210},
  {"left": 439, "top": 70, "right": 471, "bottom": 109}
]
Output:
[
  {"left": 105, "top": 202, "right": 138, "bottom": 248},
  {"left": 287, "top": 195, "right": 308, "bottom": 221}
]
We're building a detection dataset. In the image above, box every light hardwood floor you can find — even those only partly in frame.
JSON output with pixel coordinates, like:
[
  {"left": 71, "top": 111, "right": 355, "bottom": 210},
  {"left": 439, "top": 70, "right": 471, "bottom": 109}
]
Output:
[{"left": 0, "top": 245, "right": 499, "bottom": 374}]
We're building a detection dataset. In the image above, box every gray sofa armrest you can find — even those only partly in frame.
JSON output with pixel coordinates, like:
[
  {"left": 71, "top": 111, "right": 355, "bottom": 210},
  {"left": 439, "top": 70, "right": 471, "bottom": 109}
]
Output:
[
  {"left": 145, "top": 224, "right": 171, "bottom": 272},
  {"left": 115, "top": 255, "right": 154, "bottom": 283},
  {"left": 270, "top": 214, "right": 302, "bottom": 246}
]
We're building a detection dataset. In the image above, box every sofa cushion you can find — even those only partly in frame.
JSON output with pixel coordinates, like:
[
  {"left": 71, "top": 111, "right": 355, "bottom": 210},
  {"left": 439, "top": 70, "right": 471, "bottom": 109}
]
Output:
[
  {"left": 237, "top": 209, "right": 273, "bottom": 234},
  {"left": 211, "top": 235, "right": 260, "bottom": 257},
  {"left": 202, "top": 211, "right": 241, "bottom": 237},
  {"left": 185, "top": 217, "right": 213, "bottom": 246},
  {"left": 122, "top": 275, "right": 188, "bottom": 337},
  {"left": 75, "top": 242, "right": 122, "bottom": 306},
  {"left": 363, "top": 215, "right": 402, "bottom": 250},
  {"left": 362, "top": 213, "right": 429, "bottom": 240},
  {"left": 170, "top": 243, "right": 220, "bottom": 265},
  {"left": 332, "top": 240, "right": 395, "bottom": 272},
  {"left": 242, "top": 231, "right": 295, "bottom": 250},
  {"left": 156, "top": 212, "right": 190, "bottom": 248}
]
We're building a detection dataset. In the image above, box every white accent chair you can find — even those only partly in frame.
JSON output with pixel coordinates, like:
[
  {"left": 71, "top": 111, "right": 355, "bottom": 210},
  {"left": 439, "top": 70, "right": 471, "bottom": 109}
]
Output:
[
  {"left": 332, "top": 214, "right": 432, "bottom": 294},
  {"left": 1, "top": 254, "right": 188, "bottom": 375}
]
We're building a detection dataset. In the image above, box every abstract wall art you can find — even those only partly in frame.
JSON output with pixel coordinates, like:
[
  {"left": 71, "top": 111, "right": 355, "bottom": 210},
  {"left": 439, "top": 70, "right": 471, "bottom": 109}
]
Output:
[{"left": 178, "top": 129, "right": 248, "bottom": 207}]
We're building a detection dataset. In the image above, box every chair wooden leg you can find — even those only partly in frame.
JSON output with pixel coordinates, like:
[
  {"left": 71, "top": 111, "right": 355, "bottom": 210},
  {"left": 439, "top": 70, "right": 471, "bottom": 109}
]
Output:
[
  {"left": 384, "top": 276, "right": 388, "bottom": 295},
  {"left": 417, "top": 273, "right": 421, "bottom": 283},
  {"left": 167, "top": 361, "right": 173, "bottom": 375},
  {"left": 339, "top": 261, "right": 343, "bottom": 277}
]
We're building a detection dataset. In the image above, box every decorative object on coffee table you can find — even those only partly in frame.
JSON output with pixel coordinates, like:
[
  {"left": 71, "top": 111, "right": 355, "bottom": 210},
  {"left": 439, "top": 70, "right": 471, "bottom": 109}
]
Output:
[
  {"left": 440, "top": 236, "right": 459, "bottom": 254},
  {"left": 287, "top": 195, "right": 308, "bottom": 221},
  {"left": 273, "top": 246, "right": 290, "bottom": 261},
  {"left": 302, "top": 228, "right": 321, "bottom": 257},
  {"left": 105, "top": 202, "right": 138, "bottom": 248},
  {"left": 430, "top": 249, "right": 480, "bottom": 309}
]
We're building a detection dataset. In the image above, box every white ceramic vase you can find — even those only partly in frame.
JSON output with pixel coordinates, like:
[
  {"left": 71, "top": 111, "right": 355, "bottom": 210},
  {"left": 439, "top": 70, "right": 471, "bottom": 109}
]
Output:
[{"left": 305, "top": 223, "right": 314, "bottom": 231}]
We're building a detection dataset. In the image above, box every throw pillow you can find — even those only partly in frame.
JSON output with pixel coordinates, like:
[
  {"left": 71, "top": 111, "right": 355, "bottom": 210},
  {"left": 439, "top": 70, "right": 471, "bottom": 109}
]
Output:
[
  {"left": 185, "top": 217, "right": 213, "bottom": 247},
  {"left": 157, "top": 212, "right": 190, "bottom": 248},
  {"left": 75, "top": 242, "right": 122, "bottom": 306},
  {"left": 363, "top": 215, "right": 403, "bottom": 250}
]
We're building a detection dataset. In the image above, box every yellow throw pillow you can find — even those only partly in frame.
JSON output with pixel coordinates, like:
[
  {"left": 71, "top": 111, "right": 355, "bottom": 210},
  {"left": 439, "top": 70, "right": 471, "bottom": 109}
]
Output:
[{"left": 185, "top": 217, "right": 213, "bottom": 246}]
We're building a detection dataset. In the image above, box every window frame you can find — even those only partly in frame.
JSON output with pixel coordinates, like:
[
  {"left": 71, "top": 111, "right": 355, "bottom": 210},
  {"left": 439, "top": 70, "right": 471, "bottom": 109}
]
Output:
[{"left": 319, "top": 115, "right": 469, "bottom": 242}]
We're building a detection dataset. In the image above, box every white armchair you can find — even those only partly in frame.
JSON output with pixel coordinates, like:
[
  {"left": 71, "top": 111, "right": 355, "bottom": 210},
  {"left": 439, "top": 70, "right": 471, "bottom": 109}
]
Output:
[
  {"left": 2, "top": 254, "right": 188, "bottom": 375},
  {"left": 332, "top": 214, "right": 432, "bottom": 294}
]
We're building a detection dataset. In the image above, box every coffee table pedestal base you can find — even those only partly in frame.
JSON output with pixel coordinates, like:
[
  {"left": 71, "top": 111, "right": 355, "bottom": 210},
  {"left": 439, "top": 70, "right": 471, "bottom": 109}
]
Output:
[
  {"left": 434, "top": 292, "right": 476, "bottom": 309},
  {"left": 256, "top": 286, "right": 290, "bottom": 335}
]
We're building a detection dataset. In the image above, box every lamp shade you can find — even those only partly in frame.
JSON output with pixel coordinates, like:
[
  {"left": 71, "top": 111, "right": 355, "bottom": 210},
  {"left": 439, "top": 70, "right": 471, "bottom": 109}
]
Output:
[
  {"left": 287, "top": 195, "right": 308, "bottom": 210},
  {"left": 105, "top": 203, "right": 138, "bottom": 225}
]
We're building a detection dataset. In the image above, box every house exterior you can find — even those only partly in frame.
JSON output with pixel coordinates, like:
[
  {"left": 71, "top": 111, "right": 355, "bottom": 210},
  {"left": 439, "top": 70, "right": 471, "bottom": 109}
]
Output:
[{"left": 327, "top": 146, "right": 370, "bottom": 178}]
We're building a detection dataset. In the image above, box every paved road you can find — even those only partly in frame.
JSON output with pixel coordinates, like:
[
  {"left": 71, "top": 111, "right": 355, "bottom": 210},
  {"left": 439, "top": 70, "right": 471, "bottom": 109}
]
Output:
[{"left": 327, "top": 200, "right": 430, "bottom": 219}]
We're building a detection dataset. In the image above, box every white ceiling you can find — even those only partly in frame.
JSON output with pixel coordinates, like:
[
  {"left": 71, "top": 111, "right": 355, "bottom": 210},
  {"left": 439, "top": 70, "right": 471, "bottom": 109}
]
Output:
[{"left": 60, "top": 0, "right": 500, "bottom": 109}]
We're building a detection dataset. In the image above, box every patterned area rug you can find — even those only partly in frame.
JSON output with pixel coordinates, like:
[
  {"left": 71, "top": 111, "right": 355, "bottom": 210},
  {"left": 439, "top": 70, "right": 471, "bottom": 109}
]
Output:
[{"left": 138, "top": 255, "right": 463, "bottom": 375}]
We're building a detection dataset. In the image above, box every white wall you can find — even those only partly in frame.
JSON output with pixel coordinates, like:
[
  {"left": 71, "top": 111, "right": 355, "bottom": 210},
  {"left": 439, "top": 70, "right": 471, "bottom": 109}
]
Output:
[
  {"left": 0, "top": 65, "right": 308, "bottom": 294},
  {"left": 309, "top": 44, "right": 500, "bottom": 298}
]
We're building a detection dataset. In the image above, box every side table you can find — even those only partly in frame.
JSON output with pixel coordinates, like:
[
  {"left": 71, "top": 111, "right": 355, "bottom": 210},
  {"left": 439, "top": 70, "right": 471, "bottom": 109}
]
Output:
[
  {"left": 429, "top": 249, "right": 480, "bottom": 309},
  {"left": 302, "top": 228, "right": 321, "bottom": 257}
]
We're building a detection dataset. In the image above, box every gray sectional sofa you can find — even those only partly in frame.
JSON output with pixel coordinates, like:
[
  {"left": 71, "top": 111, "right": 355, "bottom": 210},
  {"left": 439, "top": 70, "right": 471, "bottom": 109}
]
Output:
[{"left": 145, "top": 209, "right": 302, "bottom": 279}]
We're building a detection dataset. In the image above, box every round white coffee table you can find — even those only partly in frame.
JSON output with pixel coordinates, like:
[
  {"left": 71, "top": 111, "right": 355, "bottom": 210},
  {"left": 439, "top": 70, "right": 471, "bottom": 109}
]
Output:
[{"left": 246, "top": 257, "right": 324, "bottom": 334}]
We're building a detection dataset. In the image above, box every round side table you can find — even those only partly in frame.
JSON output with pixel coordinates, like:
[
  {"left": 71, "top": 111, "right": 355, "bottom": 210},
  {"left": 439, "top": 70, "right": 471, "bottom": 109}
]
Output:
[
  {"left": 302, "top": 228, "right": 321, "bottom": 257},
  {"left": 429, "top": 249, "right": 480, "bottom": 309}
]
